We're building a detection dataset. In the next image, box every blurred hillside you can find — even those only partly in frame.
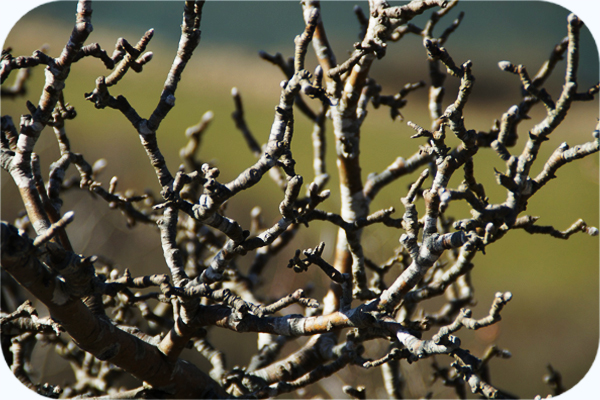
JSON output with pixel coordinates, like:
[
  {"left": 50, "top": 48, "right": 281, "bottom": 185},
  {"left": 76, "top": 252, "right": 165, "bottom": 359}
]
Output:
[
  {"left": 1, "top": 1, "right": 599, "bottom": 398},
  {"left": 9, "top": 1, "right": 600, "bottom": 93}
]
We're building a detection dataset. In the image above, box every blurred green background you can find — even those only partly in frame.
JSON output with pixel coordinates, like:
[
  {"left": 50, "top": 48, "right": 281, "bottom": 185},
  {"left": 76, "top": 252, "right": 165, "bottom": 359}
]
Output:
[{"left": 1, "top": 1, "right": 598, "bottom": 398}]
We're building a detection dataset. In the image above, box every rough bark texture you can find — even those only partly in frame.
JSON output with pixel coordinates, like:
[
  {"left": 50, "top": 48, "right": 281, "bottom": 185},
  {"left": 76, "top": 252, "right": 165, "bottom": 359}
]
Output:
[{"left": 1, "top": 1, "right": 598, "bottom": 398}]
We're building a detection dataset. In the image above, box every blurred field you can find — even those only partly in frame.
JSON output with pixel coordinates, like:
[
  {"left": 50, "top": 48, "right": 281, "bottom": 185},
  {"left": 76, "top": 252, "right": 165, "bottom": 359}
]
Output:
[{"left": 1, "top": 1, "right": 598, "bottom": 399}]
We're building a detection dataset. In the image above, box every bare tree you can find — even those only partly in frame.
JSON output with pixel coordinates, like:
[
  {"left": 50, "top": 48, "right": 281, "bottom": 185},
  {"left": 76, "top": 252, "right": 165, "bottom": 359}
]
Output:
[{"left": 1, "top": 0, "right": 598, "bottom": 399}]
